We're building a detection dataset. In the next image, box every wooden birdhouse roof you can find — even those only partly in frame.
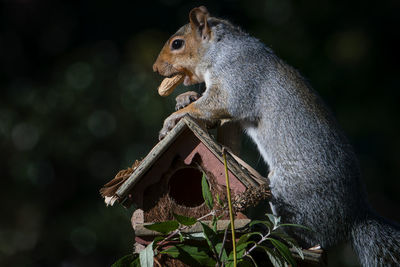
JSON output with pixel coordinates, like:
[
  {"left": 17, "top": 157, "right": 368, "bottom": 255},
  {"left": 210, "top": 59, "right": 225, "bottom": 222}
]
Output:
[{"left": 109, "top": 115, "right": 267, "bottom": 207}]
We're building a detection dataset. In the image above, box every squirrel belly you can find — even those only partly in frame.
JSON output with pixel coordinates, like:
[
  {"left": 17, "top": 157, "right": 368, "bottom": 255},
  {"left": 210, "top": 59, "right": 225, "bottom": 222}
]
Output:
[{"left": 153, "top": 6, "right": 400, "bottom": 265}]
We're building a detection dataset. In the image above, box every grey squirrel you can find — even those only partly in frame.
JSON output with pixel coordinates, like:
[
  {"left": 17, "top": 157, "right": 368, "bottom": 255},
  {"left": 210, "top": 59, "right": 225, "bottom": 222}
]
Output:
[{"left": 152, "top": 6, "right": 400, "bottom": 266}]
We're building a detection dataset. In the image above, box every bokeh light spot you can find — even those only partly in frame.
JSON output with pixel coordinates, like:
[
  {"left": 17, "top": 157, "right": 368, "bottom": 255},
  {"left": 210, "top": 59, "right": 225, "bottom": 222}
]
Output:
[
  {"left": 87, "top": 110, "right": 116, "bottom": 138},
  {"left": 11, "top": 122, "right": 39, "bottom": 151},
  {"left": 326, "top": 30, "right": 369, "bottom": 66},
  {"left": 65, "top": 62, "right": 94, "bottom": 90}
]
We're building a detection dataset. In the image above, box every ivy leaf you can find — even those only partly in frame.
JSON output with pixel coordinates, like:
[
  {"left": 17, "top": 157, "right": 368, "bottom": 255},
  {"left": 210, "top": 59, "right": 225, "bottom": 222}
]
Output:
[
  {"left": 143, "top": 221, "right": 179, "bottom": 234},
  {"left": 173, "top": 213, "right": 197, "bottom": 226},
  {"left": 139, "top": 241, "right": 154, "bottom": 267},
  {"left": 162, "top": 244, "right": 216, "bottom": 266},
  {"left": 201, "top": 173, "right": 213, "bottom": 210},
  {"left": 268, "top": 238, "right": 297, "bottom": 267}
]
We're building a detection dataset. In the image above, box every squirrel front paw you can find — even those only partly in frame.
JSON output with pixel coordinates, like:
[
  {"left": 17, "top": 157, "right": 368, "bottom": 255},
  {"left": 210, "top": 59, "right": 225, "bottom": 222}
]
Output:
[
  {"left": 175, "top": 91, "right": 200, "bottom": 111},
  {"left": 159, "top": 112, "right": 186, "bottom": 140}
]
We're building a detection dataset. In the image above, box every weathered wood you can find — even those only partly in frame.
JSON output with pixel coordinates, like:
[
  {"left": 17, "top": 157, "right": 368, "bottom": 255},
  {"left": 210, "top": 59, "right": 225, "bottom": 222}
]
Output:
[{"left": 115, "top": 118, "right": 188, "bottom": 200}]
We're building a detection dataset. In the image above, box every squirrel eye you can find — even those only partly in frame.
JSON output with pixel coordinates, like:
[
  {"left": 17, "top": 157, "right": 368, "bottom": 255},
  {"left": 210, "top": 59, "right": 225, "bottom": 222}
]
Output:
[{"left": 171, "top": 39, "right": 184, "bottom": 50}]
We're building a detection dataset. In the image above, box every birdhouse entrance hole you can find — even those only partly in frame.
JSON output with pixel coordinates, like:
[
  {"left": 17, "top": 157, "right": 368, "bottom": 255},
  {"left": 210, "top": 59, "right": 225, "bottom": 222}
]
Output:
[{"left": 168, "top": 167, "right": 204, "bottom": 207}]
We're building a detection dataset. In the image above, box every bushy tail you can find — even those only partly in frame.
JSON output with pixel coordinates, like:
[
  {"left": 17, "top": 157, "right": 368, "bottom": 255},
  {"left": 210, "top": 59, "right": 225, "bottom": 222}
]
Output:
[{"left": 351, "top": 212, "right": 400, "bottom": 266}]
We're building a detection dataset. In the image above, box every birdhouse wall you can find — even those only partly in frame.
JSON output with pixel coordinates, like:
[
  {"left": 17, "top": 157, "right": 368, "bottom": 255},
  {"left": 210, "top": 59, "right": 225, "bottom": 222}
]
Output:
[
  {"left": 128, "top": 128, "right": 248, "bottom": 224},
  {"left": 183, "top": 140, "right": 247, "bottom": 194}
]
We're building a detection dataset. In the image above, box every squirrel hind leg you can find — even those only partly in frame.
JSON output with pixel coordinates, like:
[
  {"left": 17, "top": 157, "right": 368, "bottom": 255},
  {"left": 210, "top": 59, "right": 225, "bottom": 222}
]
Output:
[{"left": 175, "top": 91, "right": 201, "bottom": 111}]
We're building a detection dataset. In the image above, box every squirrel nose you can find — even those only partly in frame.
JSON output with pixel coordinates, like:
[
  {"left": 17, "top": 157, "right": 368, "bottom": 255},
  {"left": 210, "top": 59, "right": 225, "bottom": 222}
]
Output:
[{"left": 152, "top": 63, "right": 158, "bottom": 73}]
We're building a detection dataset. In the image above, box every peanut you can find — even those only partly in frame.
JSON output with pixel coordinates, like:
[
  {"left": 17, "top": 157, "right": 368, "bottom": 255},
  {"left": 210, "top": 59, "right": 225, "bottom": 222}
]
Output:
[{"left": 158, "top": 74, "right": 184, "bottom": 96}]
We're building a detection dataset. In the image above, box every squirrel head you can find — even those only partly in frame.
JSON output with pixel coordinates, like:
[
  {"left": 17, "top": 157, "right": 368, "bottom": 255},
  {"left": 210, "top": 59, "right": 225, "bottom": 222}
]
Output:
[{"left": 153, "top": 6, "right": 212, "bottom": 86}]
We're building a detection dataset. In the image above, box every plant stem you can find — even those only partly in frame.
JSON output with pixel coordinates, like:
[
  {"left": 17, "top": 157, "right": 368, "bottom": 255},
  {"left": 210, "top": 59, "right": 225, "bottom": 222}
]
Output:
[
  {"left": 243, "top": 231, "right": 269, "bottom": 257},
  {"left": 222, "top": 147, "right": 237, "bottom": 267},
  {"left": 218, "top": 226, "right": 229, "bottom": 261},
  {"left": 197, "top": 210, "right": 216, "bottom": 221}
]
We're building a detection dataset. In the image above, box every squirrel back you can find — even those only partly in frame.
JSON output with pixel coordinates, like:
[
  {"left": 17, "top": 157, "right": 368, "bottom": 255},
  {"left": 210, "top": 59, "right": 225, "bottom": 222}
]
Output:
[{"left": 153, "top": 6, "right": 400, "bottom": 265}]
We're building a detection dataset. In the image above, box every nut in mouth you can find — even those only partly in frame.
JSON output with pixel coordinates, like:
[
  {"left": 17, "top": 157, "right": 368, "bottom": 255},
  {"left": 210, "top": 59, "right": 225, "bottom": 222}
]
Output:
[{"left": 157, "top": 73, "right": 185, "bottom": 97}]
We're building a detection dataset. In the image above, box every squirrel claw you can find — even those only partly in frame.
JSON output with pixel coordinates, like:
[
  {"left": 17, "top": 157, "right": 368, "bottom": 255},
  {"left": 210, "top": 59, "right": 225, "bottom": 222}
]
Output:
[
  {"left": 175, "top": 91, "right": 200, "bottom": 111},
  {"left": 159, "top": 112, "right": 186, "bottom": 140}
]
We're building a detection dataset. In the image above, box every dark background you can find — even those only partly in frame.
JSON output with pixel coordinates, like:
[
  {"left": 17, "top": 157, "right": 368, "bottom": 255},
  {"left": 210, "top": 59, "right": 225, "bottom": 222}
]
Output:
[{"left": 1, "top": 0, "right": 399, "bottom": 266}]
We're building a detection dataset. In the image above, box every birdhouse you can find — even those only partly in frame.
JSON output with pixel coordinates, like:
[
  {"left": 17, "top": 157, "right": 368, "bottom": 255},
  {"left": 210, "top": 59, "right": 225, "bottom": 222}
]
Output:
[{"left": 101, "top": 115, "right": 269, "bottom": 250}]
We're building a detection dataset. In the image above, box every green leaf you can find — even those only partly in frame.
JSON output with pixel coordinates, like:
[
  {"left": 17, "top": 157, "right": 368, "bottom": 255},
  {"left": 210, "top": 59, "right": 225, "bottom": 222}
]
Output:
[
  {"left": 201, "top": 173, "right": 213, "bottom": 210},
  {"left": 184, "top": 232, "right": 206, "bottom": 240},
  {"left": 161, "top": 246, "right": 180, "bottom": 258},
  {"left": 143, "top": 221, "right": 179, "bottom": 234},
  {"left": 200, "top": 222, "right": 218, "bottom": 253},
  {"left": 139, "top": 241, "right": 154, "bottom": 267},
  {"left": 288, "top": 243, "right": 304, "bottom": 260},
  {"left": 266, "top": 214, "right": 280, "bottom": 229},
  {"left": 112, "top": 254, "right": 140, "bottom": 267},
  {"left": 268, "top": 238, "right": 296, "bottom": 267},
  {"left": 257, "top": 245, "right": 285, "bottom": 267},
  {"left": 162, "top": 244, "right": 216, "bottom": 266},
  {"left": 271, "top": 231, "right": 304, "bottom": 260},
  {"left": 238, "top": 257, "right": 255, "bottom": 267},
  {"left": 179, "top": 232, "right": 184, "bottom": 242},
  {"left": 212, "top": 215, "right": 218, "bottom": 232},
  {"left": 216, "top": 193, "right": 224, "bottom": 207},
  {"left": 236, "top": 241, "right": 255, "bottom": 253},
  {"left": 249, "top": 220, "right": 273, "bottom": 230},
  {"left": 130, "top": 256, "right": 141, "bottom": 267},
  {"left": 173, "top": 213, "right": 197, "bottom": 226},
  {"left": 217, "top": 214, "right": 224, "bottom": 221},
  {"left": 227, "top": 246, "right": 247, "bottom": 264},
  {"left": 215, "top": 242, "right": 228, "bottom": 262},
  {"left": 237, "top": 232, "right": 263, "bottom": 247},
  {"left": 247, "top": 254, "right": 258, "bottom": 267}
]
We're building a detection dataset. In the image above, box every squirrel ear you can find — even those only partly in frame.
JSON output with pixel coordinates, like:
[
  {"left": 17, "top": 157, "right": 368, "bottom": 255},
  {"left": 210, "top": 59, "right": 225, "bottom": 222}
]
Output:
[{"left": 189, "top": 6, "right": 210, "bottom": 40}]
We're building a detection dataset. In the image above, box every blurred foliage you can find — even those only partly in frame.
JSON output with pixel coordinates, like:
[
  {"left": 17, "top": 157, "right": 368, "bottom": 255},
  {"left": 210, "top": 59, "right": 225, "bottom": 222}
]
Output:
[{"left": 0, "top": 0, "right": 399, "bottom": 266}]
